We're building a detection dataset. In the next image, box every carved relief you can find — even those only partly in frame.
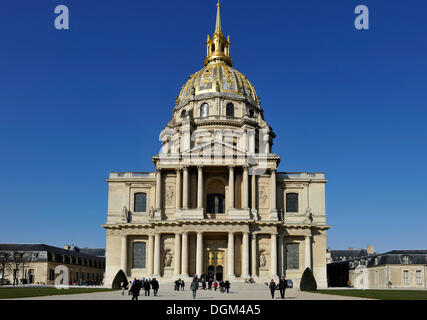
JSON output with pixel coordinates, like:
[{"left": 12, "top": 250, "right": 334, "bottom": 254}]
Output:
[
  {"left": 165, "top": 185, "right": 174, "bottom": 208},
  {"left": 259, "top": 186, "right": 268, "bottom": 208}
]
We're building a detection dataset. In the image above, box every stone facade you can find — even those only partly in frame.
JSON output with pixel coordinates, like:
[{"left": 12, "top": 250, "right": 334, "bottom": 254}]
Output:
[{"left": 103, "top": 3, "right": 330, "bottom": 289}]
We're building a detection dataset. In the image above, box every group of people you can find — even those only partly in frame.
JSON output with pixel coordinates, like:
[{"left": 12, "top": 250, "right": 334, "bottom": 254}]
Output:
[
  {"left": 189, "top": 276, "right": 231, "bottom": 299},
  {"left": 173, "top": 278, "right": 185, "bottom": 291},
  {"left": 267, "top": 276, "right": 288, "bottom": 299},
  {"left": 121, "top": 278, "right": 160, "bottom": 300}
]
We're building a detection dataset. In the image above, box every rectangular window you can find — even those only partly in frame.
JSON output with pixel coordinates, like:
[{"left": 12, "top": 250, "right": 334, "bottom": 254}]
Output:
[
  {"left": 403, "top": 270, "right": 409, "bottom": 285},
  {"left": 134, "top": 193, "right": 147, "bottom": 212},
  {"left": 133, "top": 242, "right": 147, "bottom": 269},
  {"left": 286, "top": 243, "right": 299, "bottom": 270},
  {"left": 286, "top": 193, "right": 299, "bottom": 213},
  {"left": 416, "top": 270, "right": 422, "bottom": 285}
]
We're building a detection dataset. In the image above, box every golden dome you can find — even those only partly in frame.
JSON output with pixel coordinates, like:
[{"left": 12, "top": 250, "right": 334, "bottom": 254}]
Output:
[
  {"left": 177, "top": 63, "right": 258, "bottom": 105},
  {"left": 177, "top": 2, "right": 258, "bottom": 106}
]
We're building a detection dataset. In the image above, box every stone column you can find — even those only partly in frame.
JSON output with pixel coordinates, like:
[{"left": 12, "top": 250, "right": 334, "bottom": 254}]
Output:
[
  {"left": 227, "top": 232, "right": 235, "bottom": 278},
  {"left": 305, "top": 235, "right": 312, "bottom": 270},
  {"left": 153, "top": 233, "right": 161, "bottom": 277},
  {"left": 242, "top": 232, "right": 250, "bottom": 279},
  {"left": 120, "top": 235, "right": 127, "bottom": 274},
  {"left": 181, "top": 232, "right": 189, "bottom": 277},
  {"left": 174, "top": 233, "right": 181, "bottom": 276},
  {"left": 196, "top": 232, "right": 203, "bottom": 277},
  {"left": 243, "top": 166, "right": 249, "bottom": 209},
  {"left": 251, "top": 234, "right": 257, "bottom": 277},
  {"left": 182, "top": 166, "right": 189, "bottom": 209},
  {"left": 270, "top": 233, "right": 278, "bottom": 277},
  {"left": 277, "top": 234, "right": 283, "bottom": 276},
  {"left": 228, "top": 166, "right": 234, "bottom": 209},
  {"left": 197, "top": 166, "right": 203, "bottom": 209},
  {"left": 175, "top": 169, "right": 182, "bottom": 209},
  {"left": 148, "top": 234, "right": 154, "bottom": 275},
  {"left": 251, "top": 174, "right": 256, "bottom": 211},
  {"left": 270, "top": 169, "right": 277, "bottom": 212},
  {"left": 156, "top": 169, "right": 162, "bottom": 210}
]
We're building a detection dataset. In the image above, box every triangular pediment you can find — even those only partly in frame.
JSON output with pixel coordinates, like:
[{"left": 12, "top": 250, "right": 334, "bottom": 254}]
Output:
[{"left": 181, "top": 139, "right": 248, "bottom": 157}]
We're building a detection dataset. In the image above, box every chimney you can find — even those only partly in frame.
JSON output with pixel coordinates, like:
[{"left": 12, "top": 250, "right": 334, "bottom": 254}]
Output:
[
  {"left": 367, "top": 245, "right": 374, "bottom": 255},
  {"left": 64, "top": 245, "right": 70, "bottom": 250},
  {"left": 348, "top": 247, "right": 354, "bottom": 250}
]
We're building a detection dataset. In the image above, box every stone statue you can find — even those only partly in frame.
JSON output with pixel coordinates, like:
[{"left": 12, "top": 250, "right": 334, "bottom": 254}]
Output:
[
  {"left": 164, "top": 251, "right": 173, "bottom": 267},
  {"left": 191, "top": 86, "right": 196, "bottom": 96},
  {"left": 305, "top": 208, "right": 313, "bottom": 223},
  {"left": 122, "top": 206, "right": 131, "bottom": 223},
  {"left": 149, "top": 206, "right": 155, "bottom": 219},
  {"left": 259, "top": 252, "right": 266, "bottom": 268}
]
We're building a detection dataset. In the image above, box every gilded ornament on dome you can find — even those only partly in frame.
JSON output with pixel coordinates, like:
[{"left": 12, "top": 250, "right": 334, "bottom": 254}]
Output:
[
  {"left": 224, "top": 67, "right": 233, "bottom": 86},
  {"left": 202, "top": 66, "right": 213, "bottom": 85}
]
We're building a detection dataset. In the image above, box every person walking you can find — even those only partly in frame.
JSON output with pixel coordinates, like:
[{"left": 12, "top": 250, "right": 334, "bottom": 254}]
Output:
[
  {"left": 279, "top": 276, "right": 287, "bottom": 299},
  {"left": 151, "top": 278, "right": 159, "bottom": 296},
  {"left": 225, "top": 280, "right": 231, "bottom": 293},
  {"left": 208, "top": 278, "right": 212, "bottom": 290},
  {"left": 213, "top": 280, "right": 218, "bottom": 291},
  {"left": 181, "top": 279, "right": 185, "bottom": 291},
  {"left": 121, "top": 281, "right": 126, "bottom": 296},
  {"left": 130, "top": 280, "right": 142, "bottom": 301},
  {"left": 219, "top": 280, "right": 225, "bottom": 293},
  {"left": 269, "top": 279, "right": 276, "bottom": 299},
  {"left": 190, "top": 279, "right": 198, "bottom": 299},
  {"left": 143, "top": 279, "right": 151, "bottom": 296}
]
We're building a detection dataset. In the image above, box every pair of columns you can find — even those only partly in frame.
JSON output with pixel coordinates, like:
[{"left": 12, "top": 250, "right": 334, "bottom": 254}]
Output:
[
  {"left": 174, "top": 166, "right": 204, "bottom": 210},
  {"left": 179, "top": 231, "right": 203, "bottom": 277},
  {"left": 228, "top": 166, "right": 249, "bottom": 210}
]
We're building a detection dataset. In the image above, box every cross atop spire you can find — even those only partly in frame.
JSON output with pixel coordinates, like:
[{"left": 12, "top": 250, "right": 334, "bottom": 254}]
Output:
[
  {"left": 205, "top": 1, "right": 232, "bottom": 67},
  {"left": 215, "top": 0, "right": 222, "bottom": 34}
]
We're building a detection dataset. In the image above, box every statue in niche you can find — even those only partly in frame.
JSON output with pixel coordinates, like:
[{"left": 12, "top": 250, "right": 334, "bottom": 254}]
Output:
[
  {"left": 122, "top": 206, "right": 131, "bottom": 223},
  {"left": 164, "top": 251, "right": 173, "bottom": 267},
  {"left": 259, "top": 252, "right": 266, "bottom": 268},
  {"left": 149, "top": 206, "right": 155, "bottom": 219}
]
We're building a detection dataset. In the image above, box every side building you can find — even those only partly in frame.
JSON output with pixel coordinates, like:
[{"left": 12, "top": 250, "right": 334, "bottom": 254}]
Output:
[{"left": 0, "top": 244, "right": 105, "bottom": 285}]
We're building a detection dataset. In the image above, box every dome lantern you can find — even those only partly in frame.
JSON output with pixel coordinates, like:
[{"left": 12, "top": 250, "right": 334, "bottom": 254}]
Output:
[{"left": 204, "top": 1, "right": 232, "bottom": 67}]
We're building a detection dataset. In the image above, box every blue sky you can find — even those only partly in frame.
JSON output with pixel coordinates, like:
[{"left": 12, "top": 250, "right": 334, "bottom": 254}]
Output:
[{"left": 0, "top": 0, "right": 426, "bottom": 252}]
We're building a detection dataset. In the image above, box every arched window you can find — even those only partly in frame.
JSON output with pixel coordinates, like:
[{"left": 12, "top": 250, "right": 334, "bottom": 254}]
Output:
[
  {"left": 181, "top": 110, "right": 187, "bottom": 118},
  {"left": 249, "top": 109, "right": 254, "bottom": 118},
  {"left": 286, "top": 193, "right": 299, "bottom": 212},
  {"left": 134, "top": 193, "right": 147, "bottom": 212},
  {"left": 226, "top": 103, "right": 234, "bottom": 117},
  {"left": 200, "top": 103, "right": 209, "bottom": 117}
]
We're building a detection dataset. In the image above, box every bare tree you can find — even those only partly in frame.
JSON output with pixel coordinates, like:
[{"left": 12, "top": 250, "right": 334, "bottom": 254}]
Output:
[
  {"left": 7, "top": 251, "right": 26, "bottom": 286},
  {"left": 0, "top": 252, "right": 11, "bottom": 287}
]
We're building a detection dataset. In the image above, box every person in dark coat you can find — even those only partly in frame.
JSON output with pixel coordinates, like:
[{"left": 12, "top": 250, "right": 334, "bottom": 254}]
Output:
[
  {"left": 190, "top": 279, "right": 198, "bottom": 299},
  {"left": 202, "top": 280, "right": 206, "bottom": 290},
  {"left": 181, "top": 279, "right": 185, "bottom": 291},
  {"left": 129, "top": 280, "right": 142, "bottom": 300},
  {"left": 151, "top": 278, "right": 159, "bottom": 296},
  {"left": 208, "top": 278, "right": 212, "bottom": 290},
  {"left": 143, "top": 279, "right": 151, "bottom": 296},
  {"left": 225, "top": 280, "right": 231, "bottom": 293},
  {"left": 269, "top": 279, "right": 276, "bottom": 299},
  {"left": 279, "top": 276, "right": 287, "bottom": 299}
]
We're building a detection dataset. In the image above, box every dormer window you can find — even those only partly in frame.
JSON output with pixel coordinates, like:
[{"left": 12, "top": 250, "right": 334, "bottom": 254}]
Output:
[
  {"left": 402, "top": 255, "right": 409, "bottom": 264},
  {"left": 200, "top": 103, "right": 209, "bottom": 118}
]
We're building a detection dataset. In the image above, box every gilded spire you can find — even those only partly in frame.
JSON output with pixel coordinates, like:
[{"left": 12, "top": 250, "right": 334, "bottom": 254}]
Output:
[
  {"left": 204, "top": 1, "right": 232, "bottom": 67},
  {"left": 215, "top": 1, "right": 222, "bottom": 34}
]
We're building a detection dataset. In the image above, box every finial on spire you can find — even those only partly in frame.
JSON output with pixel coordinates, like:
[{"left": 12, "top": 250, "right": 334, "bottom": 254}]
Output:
[{"left": 215, "top": 0, "right": 222, "bottom": 34}]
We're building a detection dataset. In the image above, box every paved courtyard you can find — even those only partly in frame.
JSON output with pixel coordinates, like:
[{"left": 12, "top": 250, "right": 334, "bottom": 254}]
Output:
[{"left": 10, "top": 283, "right": 370, "bottom": 300}]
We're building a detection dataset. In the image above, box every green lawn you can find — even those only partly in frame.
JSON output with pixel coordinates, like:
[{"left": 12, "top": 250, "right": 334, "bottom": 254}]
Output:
[
  {"left": 0, "top": 287, "right": 114, "bottom": 299},
  {"left": 314, "top": 289, "right": 427, "bottom": 300}
]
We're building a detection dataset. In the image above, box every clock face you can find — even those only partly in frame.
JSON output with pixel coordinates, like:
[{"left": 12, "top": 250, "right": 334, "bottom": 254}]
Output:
[{"left": 201, "top": 103, "right": 209, "bottom": 117}]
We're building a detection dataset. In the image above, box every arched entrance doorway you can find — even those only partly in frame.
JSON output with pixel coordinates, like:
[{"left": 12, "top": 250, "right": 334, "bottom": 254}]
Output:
[{"left": 207, "top": 250, "right": 225, "bottom": 281}]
